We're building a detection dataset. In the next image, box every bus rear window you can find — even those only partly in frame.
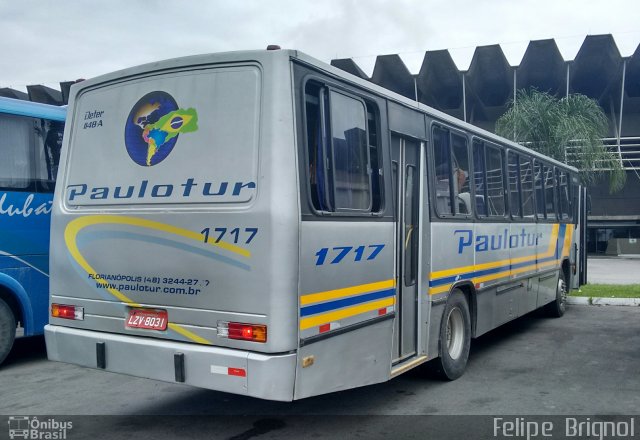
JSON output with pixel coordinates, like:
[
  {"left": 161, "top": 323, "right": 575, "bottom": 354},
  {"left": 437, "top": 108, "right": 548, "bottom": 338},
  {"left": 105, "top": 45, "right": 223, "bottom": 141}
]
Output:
[{"left": 64, "top": 66, "right": 261, "bottom": 207}]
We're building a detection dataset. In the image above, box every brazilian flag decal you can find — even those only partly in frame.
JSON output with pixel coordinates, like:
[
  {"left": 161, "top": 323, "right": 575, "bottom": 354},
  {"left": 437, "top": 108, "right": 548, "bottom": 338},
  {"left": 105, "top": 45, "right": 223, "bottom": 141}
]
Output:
[{"left": 154, "top": 108, "right": 199, "bottom": 144}]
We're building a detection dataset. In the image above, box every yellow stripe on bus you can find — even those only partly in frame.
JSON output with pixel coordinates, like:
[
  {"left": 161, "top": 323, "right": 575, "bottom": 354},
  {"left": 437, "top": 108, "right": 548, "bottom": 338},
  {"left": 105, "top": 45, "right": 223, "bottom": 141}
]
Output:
[
  {"left": 167, "top": 323, "right": 212, "bottom": 345},
  {"left": 430, "top": 284, "right": 452, "bottom": 295},
  {"left": 300, "top": 297, "right": 395, "bottom": 330},
  {"left": 300, "top": 279, "right": 396, "bottom": 305},
  {"left": 562, "top": 224, "right": 574, "bottom": 258},
  {"left": 473, "top": 271, "right": 511, "bottom": 285},
  {"left": 429, "top": 258, "right": 563, "bottom": 296},
  {"left": 64, "top": 215, "right": 219, "bottom": 345},
  {"left": 65, "top": 215, "right": 250, "bottom": 258},
  {"left": 546, "top": 223, "right": 560, "bottom": 256}
]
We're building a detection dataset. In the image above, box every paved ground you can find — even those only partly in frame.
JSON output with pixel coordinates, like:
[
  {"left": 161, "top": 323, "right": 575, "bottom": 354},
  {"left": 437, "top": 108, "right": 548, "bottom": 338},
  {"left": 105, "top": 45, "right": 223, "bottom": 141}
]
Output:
[
  {"left": 0, "top": 305, "right": 638, "bottom": 440},
  {"left": 587, "top": 256, "right": 640, "bottom": 284}
]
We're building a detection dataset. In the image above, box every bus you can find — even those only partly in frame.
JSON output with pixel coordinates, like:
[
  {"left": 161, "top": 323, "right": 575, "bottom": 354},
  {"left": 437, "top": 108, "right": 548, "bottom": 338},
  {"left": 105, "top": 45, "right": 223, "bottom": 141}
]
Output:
[
  {"left": 0, "top": 97, "right": 66, "bottom": 365},
  {"left": 45, "top": 49, "right": 586, "bottom": 400}
]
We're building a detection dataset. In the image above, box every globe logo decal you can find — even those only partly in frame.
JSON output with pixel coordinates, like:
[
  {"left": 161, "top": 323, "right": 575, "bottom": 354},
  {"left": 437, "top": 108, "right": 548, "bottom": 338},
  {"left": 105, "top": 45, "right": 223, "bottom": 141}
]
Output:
[{"left": 124, "top": 91, "right": 198, "bottom": 166}]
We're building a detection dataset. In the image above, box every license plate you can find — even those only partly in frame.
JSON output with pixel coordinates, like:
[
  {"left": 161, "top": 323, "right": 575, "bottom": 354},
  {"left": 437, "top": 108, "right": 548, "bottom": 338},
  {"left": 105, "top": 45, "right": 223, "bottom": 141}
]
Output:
[{"left": 126, "top": 308, "right": 168, "bottom": 331}]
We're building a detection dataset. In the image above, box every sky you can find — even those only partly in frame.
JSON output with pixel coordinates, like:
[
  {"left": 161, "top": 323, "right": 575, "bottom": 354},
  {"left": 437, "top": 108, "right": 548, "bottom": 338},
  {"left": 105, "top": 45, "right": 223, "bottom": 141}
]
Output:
[{"left": 1, "top": 0, "right": 640, "bottom": 92}]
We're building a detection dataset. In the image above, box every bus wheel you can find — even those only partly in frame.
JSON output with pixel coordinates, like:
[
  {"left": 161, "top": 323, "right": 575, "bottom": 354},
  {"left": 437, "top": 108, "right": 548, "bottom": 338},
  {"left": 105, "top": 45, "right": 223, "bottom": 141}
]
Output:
[
  {"left": 0, "top": 297, "right": 16, "bottom": 365},
  {"left": 434, "top": 289, "right": 471, "bottom": 380},
  {"left": 546, "top": 272, "right": 567, "bottom": 318}
]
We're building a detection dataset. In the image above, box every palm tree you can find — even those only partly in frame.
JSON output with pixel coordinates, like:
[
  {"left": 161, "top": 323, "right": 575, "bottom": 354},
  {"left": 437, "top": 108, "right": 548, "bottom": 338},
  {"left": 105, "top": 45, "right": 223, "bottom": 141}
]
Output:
[{"left": 495, "top": 89, "right": 625, "bottom": 192}]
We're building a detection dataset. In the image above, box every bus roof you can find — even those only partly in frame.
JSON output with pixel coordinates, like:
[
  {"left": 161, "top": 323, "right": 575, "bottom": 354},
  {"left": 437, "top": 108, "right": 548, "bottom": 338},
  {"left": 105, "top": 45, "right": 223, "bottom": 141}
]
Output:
[
  {"left": 0, "top": 96, "right": 66, "bottom": 122},
  {"left": 293, "top": 51, "right": 579, "bottom": 174}
]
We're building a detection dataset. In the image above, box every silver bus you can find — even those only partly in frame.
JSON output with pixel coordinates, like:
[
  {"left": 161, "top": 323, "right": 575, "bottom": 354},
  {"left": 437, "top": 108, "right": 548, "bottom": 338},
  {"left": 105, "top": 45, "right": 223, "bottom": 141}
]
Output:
[{"left": 45, "top": 48, "right": 586, "bottom": 401}]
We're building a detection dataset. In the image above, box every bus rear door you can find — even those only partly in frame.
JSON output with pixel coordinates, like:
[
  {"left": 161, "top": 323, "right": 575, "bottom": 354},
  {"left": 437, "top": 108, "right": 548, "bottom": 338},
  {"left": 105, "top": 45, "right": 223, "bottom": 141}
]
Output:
[{"left": 391, "top": 134, "right": 422, "bottom": 363}]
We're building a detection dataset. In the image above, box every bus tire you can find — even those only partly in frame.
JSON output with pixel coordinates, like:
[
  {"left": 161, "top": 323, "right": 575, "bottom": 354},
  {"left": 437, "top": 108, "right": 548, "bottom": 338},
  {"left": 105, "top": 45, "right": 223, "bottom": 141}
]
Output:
[
  {"left": 0, "top": 297, "right": 16, "bottom": 365},
  {"left": 434, "top": 289, "right": 471, "bottom": 380},
  {"left": 545, "top": 272, "right": 567, "bottom": 318}
]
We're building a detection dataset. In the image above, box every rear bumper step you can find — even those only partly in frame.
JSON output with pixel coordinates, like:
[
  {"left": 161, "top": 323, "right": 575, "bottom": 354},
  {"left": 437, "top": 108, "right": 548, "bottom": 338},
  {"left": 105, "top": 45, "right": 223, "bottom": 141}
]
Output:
[{"left": 45, "top": 325, "right": 297, "bottom": 401}]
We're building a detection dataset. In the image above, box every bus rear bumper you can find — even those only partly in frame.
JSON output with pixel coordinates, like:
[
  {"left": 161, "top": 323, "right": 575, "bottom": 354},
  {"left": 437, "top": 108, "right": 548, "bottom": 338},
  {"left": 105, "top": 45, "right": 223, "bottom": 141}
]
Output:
[{"left": 44, "top": 324, "right": 297, "bottom": 401}]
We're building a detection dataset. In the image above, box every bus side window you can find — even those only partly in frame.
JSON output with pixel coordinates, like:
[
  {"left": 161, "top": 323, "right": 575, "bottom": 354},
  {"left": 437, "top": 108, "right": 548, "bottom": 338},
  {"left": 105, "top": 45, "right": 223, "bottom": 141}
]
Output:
[
  {"left": 0, "top": 113, "right": 63, "bottom": 193},
  {"left": 34, "top": 119, "right": 64, "bottom": 192},
  {"left": 520, "top": 156, "right": 535, "bottom": 219},
  {"left": 565, "top": 174, "right": 573, "bottom": 221},
  {"left": 474, "top": 140, "right": 505, "bottom": 218},
  {"left": 472, "top": 139, "right": 487, "bottom": 217},
  {"left": 432, "top": 126, "right": 452, "bottom": 215},
  {"left": 534, "top": 161, "right": 546, "bottom": 219},
  {"left": 508, "top": 151, "right": 522, "bottom": 219},
  {"left": 366, "top": 103, "right": 383, "bottom": 213},
  {"left": 451, "top": 133, "right": 470, "bottom": 215},
  {"left": 304, "top": 81, "right": 381, "bottom": 214},
  {"left": 305, "top": 82, "right": 329, "bottom": 211},
  {"left": 0, "top": 113, "right": 34, "bottom": 190},
  {"left": 557, "top": 169, "right": 571, "bottom": 221},
  {"left": 432, "top": 126, "right": 470, "bottom": 217},
  {"left": 544, "top": 165, "right": 556, "bottom": 220},
  {"left": 485, "top": 145, "right": 505, "bottom": 216},
  {"left": 330, "top": 91, "right": 371, "bottom": 211}
]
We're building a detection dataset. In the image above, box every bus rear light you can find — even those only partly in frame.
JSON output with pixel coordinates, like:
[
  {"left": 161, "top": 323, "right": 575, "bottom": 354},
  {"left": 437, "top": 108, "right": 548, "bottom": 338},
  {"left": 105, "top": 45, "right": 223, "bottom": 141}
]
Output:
[
  {"left": 51, "top": 304, "right": 84, "bottom": 320},
  {"left": 217, "top": 321, "right": 267, "bottom": 343},
  {"left": 228, "top": 367, "right": 246, "bottom": 377}
]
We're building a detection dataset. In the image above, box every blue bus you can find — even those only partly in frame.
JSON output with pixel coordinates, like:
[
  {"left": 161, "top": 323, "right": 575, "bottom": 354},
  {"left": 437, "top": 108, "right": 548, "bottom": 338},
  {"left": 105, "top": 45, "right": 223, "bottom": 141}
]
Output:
[{"left": 0, "top": 96, "right": 66, "bottom": 364}]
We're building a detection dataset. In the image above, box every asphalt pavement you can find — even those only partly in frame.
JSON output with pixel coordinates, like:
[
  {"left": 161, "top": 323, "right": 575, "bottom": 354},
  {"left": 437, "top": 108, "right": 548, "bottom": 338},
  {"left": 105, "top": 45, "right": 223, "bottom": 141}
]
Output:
[{"left": 1, "top": 305, "right": 638, "bottom": 422}]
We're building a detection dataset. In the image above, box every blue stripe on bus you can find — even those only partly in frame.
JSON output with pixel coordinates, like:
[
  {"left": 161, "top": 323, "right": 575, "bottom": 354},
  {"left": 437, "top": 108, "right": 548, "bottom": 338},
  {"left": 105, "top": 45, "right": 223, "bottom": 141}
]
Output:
[
  {"left": 555, "top": 224, "right": 567, "bottom": 259},
  {"left": 300, "top": 288, "right": 396, "bottom": 317}
]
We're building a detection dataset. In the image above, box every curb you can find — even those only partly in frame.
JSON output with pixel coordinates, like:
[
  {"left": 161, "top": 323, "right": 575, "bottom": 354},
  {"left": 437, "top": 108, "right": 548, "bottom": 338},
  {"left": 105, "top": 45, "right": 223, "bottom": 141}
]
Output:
[{"left": 568, "top": 296, "right": 640, "bottom": 306}]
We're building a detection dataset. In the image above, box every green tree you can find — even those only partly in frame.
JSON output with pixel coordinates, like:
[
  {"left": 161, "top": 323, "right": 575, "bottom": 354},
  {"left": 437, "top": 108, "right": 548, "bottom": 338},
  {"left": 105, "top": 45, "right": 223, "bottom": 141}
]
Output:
[{"left": 495, "top": 89, "right": 626, "bottom": 192}]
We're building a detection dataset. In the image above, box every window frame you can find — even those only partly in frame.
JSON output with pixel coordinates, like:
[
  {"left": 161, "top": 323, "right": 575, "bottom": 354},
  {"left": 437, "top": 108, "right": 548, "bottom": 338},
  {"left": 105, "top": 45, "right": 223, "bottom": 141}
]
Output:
[
  {"left": 301, "top": 76, "right": 384, "bottom": 217},
  {"left": 403, "top": 163, "right": 419, "bottom": 286},
  {"left": 429, "top": 122, "right": 472, "bottom": 220},
  {"left": 507, "top": 150, "right": 522, "bottom": 221},
  {"left": 0, "top": 112, "right": 61, "bottom": 193},
  {"left": 327, "top": 88, "right": 373, "bottom": 213},
  {"left": 518, "top": 154, "right": 536, "bottom": 222},
  {"left": 556, "top": 167, "right": 573, "bottom": 222},
  {"left": 472, "top": 137, "right": 508, "bottom": 221},
  {"left": 533, "top": 159, "right": 546, "bottom": 221},
  {"left": 543, "top": 163, "right": 557, "bottom": 221}
]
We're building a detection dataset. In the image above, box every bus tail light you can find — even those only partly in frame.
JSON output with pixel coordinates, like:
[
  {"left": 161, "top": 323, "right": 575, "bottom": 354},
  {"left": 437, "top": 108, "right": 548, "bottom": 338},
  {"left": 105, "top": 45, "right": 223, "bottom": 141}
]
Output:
[
  {"left": 217, "top": 321, "right": 267, "bottom": 343},
  {"left": 51, "top": 304, "right": 84, "bottom": 320}
]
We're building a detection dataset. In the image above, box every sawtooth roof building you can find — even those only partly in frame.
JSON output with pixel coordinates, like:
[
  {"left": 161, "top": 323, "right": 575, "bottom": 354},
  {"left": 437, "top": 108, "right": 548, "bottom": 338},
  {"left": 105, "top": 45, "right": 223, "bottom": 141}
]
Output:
[{"left": 332, "top": 34, "right": 640, "bottom": 254}]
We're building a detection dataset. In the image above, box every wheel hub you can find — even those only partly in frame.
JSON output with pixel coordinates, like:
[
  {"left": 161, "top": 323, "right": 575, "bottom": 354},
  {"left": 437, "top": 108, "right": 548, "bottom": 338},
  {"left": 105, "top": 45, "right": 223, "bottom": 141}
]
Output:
[{"left": 446, "top": 307, "right": 465, "bottom": 360}]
